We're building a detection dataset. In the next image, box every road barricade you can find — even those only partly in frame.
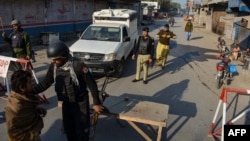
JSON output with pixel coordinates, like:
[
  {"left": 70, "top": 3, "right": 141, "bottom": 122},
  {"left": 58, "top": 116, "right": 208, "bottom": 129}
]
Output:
[
  {"left": 0, "top": 55, "right": 48, "bottom": 104},
  {"left": 208, "top": 87, "right": 250, "bottom": 141}
]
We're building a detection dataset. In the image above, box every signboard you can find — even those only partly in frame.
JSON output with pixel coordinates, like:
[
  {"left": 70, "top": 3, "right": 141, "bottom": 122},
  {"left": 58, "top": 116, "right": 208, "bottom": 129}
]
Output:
[{"left": 0, "top": 56, "right": 11, "bottom": 78}]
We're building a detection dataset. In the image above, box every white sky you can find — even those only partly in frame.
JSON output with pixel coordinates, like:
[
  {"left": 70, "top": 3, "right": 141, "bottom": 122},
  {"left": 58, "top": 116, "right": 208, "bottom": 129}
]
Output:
[
  {"left": 172, "top": 0, "right": 186, "bottom": 8},
  {"left": 172, "top": 0, "right": 201, "bottom": 8}
]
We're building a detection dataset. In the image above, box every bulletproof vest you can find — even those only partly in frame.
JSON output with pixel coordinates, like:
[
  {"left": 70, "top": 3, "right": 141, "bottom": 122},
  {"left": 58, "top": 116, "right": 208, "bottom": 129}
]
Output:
[
  {"left": 55, "top": 58, "right": 88, "bottom": 102},
  {"left": 139, "top": 36, "right": 150, "bottom": 54},
  {"left": 11, "top": 32, "right": 25, "bottom": 48}
]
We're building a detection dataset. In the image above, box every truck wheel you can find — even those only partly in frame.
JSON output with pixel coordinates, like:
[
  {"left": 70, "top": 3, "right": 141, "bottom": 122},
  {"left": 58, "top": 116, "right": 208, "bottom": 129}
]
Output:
[{"left": 113, "top": 59, "right": 124, "bottom": 78}]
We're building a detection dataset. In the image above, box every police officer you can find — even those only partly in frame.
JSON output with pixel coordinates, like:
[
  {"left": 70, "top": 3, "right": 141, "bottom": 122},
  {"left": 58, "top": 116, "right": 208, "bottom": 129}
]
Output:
[
  {"left": 32, "top": 41, "right": 104, "bottom": 141},
  {"left": 132, "top": 27, "right": 154, "bottom": 84},
  {"left": 155, "top": 24, "right": 176, "bottom": 70},
  {"left": 2, "top": 19, "right": 31, "bottom": 59}
]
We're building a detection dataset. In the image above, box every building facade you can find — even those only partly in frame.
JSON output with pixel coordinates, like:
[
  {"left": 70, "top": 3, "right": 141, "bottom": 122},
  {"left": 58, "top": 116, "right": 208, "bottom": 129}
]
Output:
[
  {"left": 0, "top": 0, "right": 140, "bottom": 44},
  {"left": 195, "top": 0, "right": 250, "bottom": 49}
]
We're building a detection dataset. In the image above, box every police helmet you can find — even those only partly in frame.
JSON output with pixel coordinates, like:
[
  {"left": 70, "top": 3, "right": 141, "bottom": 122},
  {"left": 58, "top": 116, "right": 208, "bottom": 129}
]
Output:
[
  {"left": 47, "top": 41, "right": 69, "bottom": 59},
  {"left": 11, "top": 19, "right": 21, "bottom": 26}
]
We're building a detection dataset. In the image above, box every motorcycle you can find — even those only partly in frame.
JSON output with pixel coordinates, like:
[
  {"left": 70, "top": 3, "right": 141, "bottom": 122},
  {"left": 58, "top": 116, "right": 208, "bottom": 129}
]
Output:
[{"left": 215, "top": 51, "right": 233, "bottom": 89}]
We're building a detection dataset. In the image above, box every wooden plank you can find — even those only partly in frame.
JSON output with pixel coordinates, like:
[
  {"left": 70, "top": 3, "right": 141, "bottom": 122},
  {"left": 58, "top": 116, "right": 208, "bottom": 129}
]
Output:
[
  {"left": 103, "top": 97, "right": 169, "bottom": 141},
  {"left": 157, "top": 126, "right": 163, "bottom": 141},
  {"left": 119, "top": 101, "right": 168, "bottom": 126},
  {"left": 127, "top": 121, "right": 152, "bottom": 141},
  {"left": 105, "top": 97, "right": 169, "bottom": 127}
]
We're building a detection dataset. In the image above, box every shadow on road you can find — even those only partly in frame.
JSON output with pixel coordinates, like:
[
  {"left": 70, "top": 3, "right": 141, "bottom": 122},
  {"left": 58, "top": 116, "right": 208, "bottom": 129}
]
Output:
[
  {"left": 94, "top": 79, "right": 197, "bottom": 140},
  {"left": 41, "top": 119, "right": 66, "bottom": 140},
  {"left": 190, "top": 36, "right": 203, "bottom": 40}
]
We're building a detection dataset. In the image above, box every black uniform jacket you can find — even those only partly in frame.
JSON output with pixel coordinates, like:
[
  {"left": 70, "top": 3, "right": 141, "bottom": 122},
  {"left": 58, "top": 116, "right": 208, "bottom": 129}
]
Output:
[{"left": 32, "top": 58, "right": 101, "bottom": 105}]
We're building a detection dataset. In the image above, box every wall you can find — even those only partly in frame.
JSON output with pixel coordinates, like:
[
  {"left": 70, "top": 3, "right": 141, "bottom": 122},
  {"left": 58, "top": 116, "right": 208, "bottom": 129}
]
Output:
[
  {"left": 0, "top": 0, "right": 109, "bottom": 44},
  {"left": 212, "top": 9, "right": 227, "bottom": 35},
  {"left": 233, "top": 20, "right": 250, "bottom": 49},
  {"left": 194, "top": 7, "right": 208, "bottom": 26}
]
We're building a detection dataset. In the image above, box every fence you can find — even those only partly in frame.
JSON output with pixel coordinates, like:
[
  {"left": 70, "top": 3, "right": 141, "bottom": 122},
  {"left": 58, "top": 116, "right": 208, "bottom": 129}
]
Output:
[{"left": 208, "top": 87, "right": 250, "bottom": 141}]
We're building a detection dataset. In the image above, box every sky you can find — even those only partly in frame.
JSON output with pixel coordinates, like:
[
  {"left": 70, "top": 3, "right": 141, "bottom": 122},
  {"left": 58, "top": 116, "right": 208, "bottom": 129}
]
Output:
[
  {"left": 172, "top": 0, "right": 186, "bottom": 8},
  {"left": 172, "top": 0, "right": 201, "bottom": 8}
]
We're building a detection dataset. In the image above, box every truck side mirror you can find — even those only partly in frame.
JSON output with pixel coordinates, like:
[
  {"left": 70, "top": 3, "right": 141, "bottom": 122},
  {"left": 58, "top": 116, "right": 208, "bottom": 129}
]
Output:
[{"left": 123, "top": 36, "right": 130, "bottom": 42}]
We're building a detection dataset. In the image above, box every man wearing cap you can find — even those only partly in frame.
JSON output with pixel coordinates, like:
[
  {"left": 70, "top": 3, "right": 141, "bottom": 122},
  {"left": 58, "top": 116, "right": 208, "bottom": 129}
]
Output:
[
  {"left": 184, "top": 17, "right": 193, "bottom": 41},
  {"left": 155, "top": 24, "right": 176, "bottom": 70},
  {"left": 2, "top": 19, "right": 31, "bottom": 60},
  {"left": 132, "top": 27, "right": 154, "bottom": 84}
]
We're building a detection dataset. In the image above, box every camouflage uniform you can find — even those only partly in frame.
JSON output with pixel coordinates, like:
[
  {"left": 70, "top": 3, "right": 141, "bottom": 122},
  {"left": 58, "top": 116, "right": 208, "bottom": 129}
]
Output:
[{"left": 2, "top": 28, "right": 31, "bottom": 59}]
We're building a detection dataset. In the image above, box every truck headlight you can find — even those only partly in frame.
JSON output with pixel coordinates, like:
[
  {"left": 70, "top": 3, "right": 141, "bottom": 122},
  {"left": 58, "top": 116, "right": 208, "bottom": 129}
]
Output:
[{"left": 104, "top": 53, "right": 116, "bottom": 61}]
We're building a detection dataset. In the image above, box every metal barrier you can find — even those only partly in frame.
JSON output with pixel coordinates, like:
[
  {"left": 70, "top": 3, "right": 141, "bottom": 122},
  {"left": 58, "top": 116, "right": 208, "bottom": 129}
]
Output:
[
  {"left": 0, "top": 55, "right": 48, "bottom": 104},
  {"left": 208, "top": 87, "right": 250, "bottom": 141}
]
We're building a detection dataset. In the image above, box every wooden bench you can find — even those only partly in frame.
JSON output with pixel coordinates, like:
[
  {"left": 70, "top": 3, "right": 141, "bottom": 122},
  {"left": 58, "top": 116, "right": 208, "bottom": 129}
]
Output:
[{"left": 104, "top": 97, "right": 169, "bottom": 141}]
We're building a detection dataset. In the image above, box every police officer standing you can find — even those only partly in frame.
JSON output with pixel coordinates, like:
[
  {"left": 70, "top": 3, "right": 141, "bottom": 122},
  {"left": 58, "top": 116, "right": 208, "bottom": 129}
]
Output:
[
  {"left": 132, "top": 27, "right": 154, "bottom": 84},
  {"left": 2, "top": 19, "right": 31, "bottom": 60},
  {"left": 155, "top": 24, "right": 176, "bottom": 70},
  {"left": 32, "top": 41, "right": 104, "bottom": 141}
]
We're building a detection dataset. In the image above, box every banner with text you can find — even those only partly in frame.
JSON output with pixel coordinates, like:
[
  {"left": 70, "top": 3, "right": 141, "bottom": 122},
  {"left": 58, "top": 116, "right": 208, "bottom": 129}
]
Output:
[{"left": 0, "top": 56, "right": 11, "bottom": 78}]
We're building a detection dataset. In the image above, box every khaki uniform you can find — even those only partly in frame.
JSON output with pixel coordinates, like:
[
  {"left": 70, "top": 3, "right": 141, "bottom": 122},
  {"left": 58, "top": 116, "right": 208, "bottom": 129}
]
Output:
[
  {"left": 156, "top": 30, "right": 176, "bottom": 67},
  {"left": 136, "top": 54, "right": 151, "bottom": 81},
  {"left": 133, "top": 36, "right": 154, "bottom": 81}
]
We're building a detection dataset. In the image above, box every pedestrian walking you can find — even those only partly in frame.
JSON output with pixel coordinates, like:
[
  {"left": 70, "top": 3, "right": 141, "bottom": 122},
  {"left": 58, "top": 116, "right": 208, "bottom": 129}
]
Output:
[
  {"left": 31, "top": 41, "right": 104, "bottom": 141},
  {"left": 5, "top": 70, "right": 47, "bottom": 141},
  {"left": 155, "top": 24, "right": 177, "bottom": 70},
  {"left": 131, "top": 27, "right": 154, "bottom": 84},
  {"left": 168, "top": 16, "right": 175, "bottom": 27},
  {"left": 184, "top": 17, "right": 193, "bottom": 40}
]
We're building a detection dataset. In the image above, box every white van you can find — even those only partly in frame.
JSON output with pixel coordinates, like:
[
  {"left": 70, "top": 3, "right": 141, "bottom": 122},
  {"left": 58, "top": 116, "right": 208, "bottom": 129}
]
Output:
[{"left": 69, "top": 9, "right": 138, "bottom": 77}]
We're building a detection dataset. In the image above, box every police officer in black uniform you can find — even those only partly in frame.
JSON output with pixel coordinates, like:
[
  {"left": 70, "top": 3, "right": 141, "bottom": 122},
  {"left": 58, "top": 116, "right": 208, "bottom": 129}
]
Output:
[
  {"left": 132, "top": 27, "right": 154, "bottom": 84},
  {"left": 32, "top": 41, "right": 103, "bottom": 141}
]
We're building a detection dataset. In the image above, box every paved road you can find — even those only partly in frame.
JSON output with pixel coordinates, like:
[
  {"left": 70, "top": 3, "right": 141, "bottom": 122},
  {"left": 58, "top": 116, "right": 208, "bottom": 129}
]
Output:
[{"left": 0, "top": 16, "right": 250, "bottom": 141}]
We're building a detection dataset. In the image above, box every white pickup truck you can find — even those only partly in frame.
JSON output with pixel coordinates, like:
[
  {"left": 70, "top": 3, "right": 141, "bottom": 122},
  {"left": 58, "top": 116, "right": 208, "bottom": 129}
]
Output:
[{"left": 69, "top": 9, "right": 138, "bottom": 77}]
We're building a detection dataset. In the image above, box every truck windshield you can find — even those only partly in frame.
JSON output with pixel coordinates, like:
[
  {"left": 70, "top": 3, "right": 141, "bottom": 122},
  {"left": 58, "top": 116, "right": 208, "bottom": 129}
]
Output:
[{"left": 81, "top": 26, "right": 120, "bottom": 42}]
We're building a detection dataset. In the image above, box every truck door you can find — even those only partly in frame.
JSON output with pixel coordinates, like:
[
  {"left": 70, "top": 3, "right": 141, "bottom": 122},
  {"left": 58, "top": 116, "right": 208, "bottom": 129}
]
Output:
[{"left": 121, "top": 27, "right": 131, "bottom": 59}]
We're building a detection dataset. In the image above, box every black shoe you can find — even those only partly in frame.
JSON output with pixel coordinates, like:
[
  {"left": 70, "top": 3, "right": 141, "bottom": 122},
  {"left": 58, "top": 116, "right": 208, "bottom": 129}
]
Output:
[
  {"left": 161, "top": 66, "right": 165, "bottom": 70},
  {"left": 132, "top": 79, "right": 139, "bottom": 82},
  {"left": 143, "top": 80, "right": 148, "bottom": 84}
]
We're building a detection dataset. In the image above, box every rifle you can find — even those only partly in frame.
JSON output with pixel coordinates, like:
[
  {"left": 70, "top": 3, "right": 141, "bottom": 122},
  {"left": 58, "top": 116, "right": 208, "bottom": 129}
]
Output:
[{"left": 89, "top": 77, "right": 118, "bottom": 139}]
